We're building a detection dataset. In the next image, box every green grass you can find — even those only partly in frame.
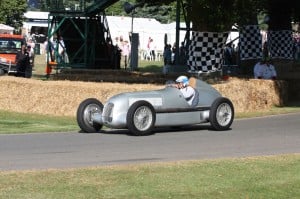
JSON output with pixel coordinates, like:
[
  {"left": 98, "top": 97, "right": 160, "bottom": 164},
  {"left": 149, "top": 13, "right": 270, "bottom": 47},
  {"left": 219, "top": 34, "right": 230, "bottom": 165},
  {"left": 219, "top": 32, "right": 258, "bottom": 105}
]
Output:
[
  {"left": 0, "top": 110, "right": 78, "bottom": 134},
  {"left": 236, "top": 104, "right": 300, "bottom": 118},
  {"left": 0, "top": 154, "right": 299, "bottom": 198}
]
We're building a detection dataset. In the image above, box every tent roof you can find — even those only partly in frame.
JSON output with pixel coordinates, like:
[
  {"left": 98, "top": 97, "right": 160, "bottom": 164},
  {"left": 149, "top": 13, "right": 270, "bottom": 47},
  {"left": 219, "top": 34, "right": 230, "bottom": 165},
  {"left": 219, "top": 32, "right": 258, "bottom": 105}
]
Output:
[
  {"left": 0, "top": 24, "right": 14, "bottom": 31},
  {"left": 107, "top": 16, "right": 168, "bottom": 34},
  {"left": 24, "top": 11, "right": 49, "bottom": 20}
]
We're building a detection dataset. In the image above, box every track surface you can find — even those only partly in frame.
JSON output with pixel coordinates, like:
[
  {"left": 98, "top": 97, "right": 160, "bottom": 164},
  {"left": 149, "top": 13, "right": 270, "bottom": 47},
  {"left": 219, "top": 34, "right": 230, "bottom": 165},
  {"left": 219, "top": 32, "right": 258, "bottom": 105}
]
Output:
[{"left": 1, "top": 113, "right": 300, "bottom": 171}]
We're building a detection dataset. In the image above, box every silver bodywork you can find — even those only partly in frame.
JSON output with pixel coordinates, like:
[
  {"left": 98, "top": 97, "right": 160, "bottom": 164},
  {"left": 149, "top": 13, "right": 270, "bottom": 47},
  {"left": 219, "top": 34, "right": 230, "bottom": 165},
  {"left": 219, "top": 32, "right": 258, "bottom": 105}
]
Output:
[{"left": 94, "top": 79, "right": 222, "bottom": 129}]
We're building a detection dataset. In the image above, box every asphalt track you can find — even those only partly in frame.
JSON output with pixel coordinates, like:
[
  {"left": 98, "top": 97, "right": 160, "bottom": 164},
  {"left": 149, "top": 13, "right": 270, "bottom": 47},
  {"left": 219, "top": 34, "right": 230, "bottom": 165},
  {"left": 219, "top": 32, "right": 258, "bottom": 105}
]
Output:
[{"left": 1, "top": 113, "right": 300, "bottom": 171}]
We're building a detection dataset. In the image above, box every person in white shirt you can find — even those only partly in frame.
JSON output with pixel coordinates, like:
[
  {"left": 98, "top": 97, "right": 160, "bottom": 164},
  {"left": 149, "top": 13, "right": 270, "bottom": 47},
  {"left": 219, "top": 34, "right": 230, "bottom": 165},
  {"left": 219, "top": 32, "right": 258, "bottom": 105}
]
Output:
[
  {"left": 254, "top": 58, "right": 277, "bottom": 80},
  {"left": 174, "top": 75, "right": 196, "bottom": 106}
]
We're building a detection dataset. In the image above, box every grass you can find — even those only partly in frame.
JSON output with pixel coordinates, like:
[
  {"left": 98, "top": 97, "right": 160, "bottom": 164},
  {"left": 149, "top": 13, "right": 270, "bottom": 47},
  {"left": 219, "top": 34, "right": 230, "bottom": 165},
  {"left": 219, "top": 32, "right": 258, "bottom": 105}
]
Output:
[
  {"left": 0, "top": 110, "right": 78, "bottom": 134},
  {"left": 0, "top": 154, "right": 299, "bottom": 198}
]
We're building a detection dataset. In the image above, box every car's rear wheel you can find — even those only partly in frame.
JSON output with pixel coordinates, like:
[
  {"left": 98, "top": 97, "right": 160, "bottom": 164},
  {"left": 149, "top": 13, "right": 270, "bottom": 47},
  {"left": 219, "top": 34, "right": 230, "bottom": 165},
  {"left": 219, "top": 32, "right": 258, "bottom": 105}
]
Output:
[
  {"left": 209, "top": 97, "right": 234, "bottom": 131},
  {"left": 77, "top": 98, "right": 103, "bottom": 133},
  {"left": 127, "top": 101, "right": 156, "bottom": 136}
]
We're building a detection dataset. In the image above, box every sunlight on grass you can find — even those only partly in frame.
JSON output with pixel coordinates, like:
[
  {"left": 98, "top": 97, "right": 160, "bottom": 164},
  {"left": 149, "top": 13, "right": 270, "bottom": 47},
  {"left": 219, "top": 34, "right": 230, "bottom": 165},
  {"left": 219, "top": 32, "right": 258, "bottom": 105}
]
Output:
[
  {"left": 0, "top": 110, "right": 78, "bottom": 134},
  {"left": 0, "top": 154, "right": 299, "bottom": 199}
]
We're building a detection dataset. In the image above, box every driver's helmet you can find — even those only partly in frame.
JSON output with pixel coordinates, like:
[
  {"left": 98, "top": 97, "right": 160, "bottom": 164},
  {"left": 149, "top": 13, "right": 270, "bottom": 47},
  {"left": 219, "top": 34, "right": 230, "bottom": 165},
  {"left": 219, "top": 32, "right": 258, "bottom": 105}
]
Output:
[{"left": 176, "top": 75, "right": 189, "bottom": 86}]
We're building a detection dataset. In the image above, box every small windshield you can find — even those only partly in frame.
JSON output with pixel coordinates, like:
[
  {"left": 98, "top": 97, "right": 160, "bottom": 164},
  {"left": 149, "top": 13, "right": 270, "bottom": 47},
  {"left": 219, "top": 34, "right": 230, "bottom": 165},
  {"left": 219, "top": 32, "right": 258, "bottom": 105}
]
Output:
[{"left": 0, "top": 38, "right": 23, "bottom": 52}]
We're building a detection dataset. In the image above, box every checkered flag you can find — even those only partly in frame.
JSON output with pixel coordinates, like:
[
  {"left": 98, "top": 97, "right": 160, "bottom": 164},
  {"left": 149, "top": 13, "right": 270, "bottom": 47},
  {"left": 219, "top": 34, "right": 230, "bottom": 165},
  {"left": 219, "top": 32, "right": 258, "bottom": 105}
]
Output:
[
  {"left": 239, "top": 25, "right": 263, "bottom": 60},
  {"left": 187, "top": 31, "right": 228, "bottom": 72},
  {"left": 268, "top": 30, "right": 293, "bottom": 59}
]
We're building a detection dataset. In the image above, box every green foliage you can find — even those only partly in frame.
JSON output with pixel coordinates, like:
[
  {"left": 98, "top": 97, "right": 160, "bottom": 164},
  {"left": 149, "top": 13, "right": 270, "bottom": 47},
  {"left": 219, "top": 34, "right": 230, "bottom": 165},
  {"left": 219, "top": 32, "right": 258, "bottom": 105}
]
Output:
[
  {"left": 138, "top": 0, "right": 299, "bottom": 32},
  {"left": 0, "top": 110, "right": 77, "bottom": 134},
  {"left": 106, "top": 0, "right": 176, "bottom": 23},
  {"left": 0, "top": 0, "right": 27, "bottom": 32}
]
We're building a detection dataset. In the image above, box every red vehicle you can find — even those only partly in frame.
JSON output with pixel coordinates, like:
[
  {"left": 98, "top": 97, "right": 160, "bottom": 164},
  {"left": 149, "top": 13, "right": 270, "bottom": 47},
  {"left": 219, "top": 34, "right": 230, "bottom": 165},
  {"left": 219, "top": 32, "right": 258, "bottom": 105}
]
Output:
[{"left": 0, "top": 34, "right": 26, "bottom": 75}]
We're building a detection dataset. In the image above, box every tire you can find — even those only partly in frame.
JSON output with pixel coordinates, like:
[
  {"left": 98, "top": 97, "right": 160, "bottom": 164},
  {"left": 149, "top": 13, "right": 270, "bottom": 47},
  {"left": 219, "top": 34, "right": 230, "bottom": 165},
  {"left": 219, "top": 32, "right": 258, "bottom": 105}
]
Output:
[
  {"left": 0, "top": 69, "right": 5, "bottom": 76},
  {"left": 76, "top": 98, "right": 103, "bottom": 133},
  {"left": 209, "top": 97, "right": 234, "bottom": 131},
  {"left": 127, "top": 100, "right": 156, "bottom": 136}
]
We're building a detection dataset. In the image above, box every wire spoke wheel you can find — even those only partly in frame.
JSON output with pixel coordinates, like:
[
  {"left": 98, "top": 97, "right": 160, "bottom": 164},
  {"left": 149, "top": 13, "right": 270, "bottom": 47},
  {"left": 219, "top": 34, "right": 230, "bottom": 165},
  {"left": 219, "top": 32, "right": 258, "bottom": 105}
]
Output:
[
  {"left": 210, "top": 97, "right": 234, "bottom": 131},
  {"left": 133, "top": 106, "right": 153, "bottom": 131},
  {"left": 127, "top": 101, "right": 156, "bottom": 136},
  {"left": 216, "top": 103, "right": 233, "bottom": 127}
]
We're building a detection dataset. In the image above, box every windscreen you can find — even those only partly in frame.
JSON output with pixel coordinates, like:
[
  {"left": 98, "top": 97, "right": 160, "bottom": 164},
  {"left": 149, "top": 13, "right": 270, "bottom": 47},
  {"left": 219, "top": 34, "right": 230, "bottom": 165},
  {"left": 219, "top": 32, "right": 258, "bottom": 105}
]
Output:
[{"left": 0, "top": 38, "right": 24, "bottom": 53}]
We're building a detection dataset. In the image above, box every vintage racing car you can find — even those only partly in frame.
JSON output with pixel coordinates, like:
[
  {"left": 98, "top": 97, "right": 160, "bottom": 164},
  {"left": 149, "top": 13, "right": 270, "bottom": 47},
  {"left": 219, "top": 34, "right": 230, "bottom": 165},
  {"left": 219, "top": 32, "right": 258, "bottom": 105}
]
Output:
[{"left": 76, "top": 77, "right": 234, "bottom": 135}]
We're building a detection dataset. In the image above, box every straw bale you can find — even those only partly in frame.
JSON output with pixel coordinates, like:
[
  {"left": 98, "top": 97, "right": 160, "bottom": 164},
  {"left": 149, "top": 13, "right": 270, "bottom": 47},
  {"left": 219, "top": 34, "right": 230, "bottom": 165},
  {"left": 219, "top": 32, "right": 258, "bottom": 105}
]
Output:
[
  {"left": 0, "top": 76, "right": 162, "bottom": 117},
  {"left": 0, "top": 76, "right": 287, "bottom": 117},
  {"left": 214, "top": 77, "right": 287, "bottom": 113}
]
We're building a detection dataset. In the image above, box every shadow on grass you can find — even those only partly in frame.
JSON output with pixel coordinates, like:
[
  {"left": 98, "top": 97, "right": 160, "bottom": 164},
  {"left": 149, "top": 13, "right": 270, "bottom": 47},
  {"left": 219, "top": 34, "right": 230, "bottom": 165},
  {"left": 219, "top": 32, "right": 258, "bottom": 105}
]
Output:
[{"left": 138, "top": 65, "right": 163, "bottom": 73}]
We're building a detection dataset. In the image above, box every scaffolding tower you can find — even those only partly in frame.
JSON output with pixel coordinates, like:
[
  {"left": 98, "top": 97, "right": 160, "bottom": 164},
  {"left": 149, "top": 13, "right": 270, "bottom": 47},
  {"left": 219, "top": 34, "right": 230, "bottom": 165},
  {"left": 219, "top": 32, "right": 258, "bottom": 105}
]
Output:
[{"left": 45, "top": 0, "right": 120, "bottom": 70}]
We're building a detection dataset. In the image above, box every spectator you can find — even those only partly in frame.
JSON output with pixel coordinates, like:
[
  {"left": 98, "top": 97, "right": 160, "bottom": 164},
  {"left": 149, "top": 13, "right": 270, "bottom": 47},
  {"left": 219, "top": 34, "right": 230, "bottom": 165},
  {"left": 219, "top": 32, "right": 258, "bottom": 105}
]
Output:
[
  {"left": 15, "top": 45, "right": 30, "bottom": 78},
  {"left": 121, "top": 40, "right": 130, "bottom": 69},
  {"left": 57, "top": 36, "right": 68, "bottom": 63},
  {"left": 162, "top": 44, "right": 172, "bottom": 74},
  {"left": 224, "top": 43, "right": 233, "bottom": 65},
  {"left": 262, "top": 41, "right": 269, "bottom": 60},
  {"left": 149, "top": 38, "right": 156, "bottom": 61},
  {"left": 179, "top": 42, "right": 186, "bottom": 64},
  {"left": 254, "top": 58, "right": 277, "bottom": 80}
]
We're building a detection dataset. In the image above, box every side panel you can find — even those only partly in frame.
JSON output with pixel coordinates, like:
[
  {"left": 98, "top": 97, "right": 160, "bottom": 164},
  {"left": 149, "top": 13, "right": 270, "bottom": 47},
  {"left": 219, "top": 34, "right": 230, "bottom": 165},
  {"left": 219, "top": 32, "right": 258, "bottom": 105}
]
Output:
[{"left": 155, "top": 111, "right": 206, "bottom": 126}]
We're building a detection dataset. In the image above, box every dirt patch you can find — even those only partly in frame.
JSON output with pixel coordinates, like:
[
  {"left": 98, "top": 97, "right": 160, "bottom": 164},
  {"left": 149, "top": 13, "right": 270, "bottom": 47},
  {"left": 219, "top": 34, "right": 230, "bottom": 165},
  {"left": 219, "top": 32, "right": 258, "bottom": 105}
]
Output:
[{"left": 0, "top": 75, "right": 288, "bottom": 117}]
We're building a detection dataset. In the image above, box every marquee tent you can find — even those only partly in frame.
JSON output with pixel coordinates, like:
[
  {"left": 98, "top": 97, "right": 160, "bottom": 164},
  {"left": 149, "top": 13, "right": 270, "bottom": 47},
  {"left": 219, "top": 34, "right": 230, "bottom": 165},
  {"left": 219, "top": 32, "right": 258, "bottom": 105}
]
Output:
[
  {"left": 107, "top": 16, "right": 172, "bottom": 52},
  {"left": 0, "top": 24, "right": 14, "bottom": 34}
]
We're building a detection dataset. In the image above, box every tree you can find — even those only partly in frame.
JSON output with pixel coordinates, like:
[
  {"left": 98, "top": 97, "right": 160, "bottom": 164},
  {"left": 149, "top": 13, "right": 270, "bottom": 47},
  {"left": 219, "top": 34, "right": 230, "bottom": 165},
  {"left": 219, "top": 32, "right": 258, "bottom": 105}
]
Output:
[
  {"left": 138, "top": 0, "right": 237, "bottom": 32},
  {"left": 137, "top": 0, "right": 300, "bottom": 32},
  {"left": 106, "top": 0, "right": 176, "bottom": 23},
  {"left": 267, "top": 0, "right": 293, "bottom": 31},
  {"left": 0, "top": 0, "right": 27, "bottom": 32}
]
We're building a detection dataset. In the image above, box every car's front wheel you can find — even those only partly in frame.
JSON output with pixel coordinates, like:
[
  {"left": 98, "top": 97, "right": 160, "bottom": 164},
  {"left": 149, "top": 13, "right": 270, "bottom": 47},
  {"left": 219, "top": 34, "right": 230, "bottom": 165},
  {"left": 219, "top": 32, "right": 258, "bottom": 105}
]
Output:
[
  {"left": 127, "top": 101, "right": 156, "bottom": 136},
  {"left": 209, "top": 97, "right": 234, "bottom": 131},
  {"left": 76, "top": 98, "right": 103, "bottom": 133}
]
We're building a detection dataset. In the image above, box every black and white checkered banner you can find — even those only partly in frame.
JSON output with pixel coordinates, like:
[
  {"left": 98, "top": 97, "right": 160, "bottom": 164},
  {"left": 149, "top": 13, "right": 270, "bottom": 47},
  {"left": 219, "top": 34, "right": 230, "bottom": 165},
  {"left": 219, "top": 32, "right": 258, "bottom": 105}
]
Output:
[
  {"left": 239, "top": 25, "right": 263, "bottom": 60},
  {"left": 187, "top": 31, "right": 228, "bottom": 72},
  {"left": 268, "top": 30, "right": 293, "bottom": 59}
]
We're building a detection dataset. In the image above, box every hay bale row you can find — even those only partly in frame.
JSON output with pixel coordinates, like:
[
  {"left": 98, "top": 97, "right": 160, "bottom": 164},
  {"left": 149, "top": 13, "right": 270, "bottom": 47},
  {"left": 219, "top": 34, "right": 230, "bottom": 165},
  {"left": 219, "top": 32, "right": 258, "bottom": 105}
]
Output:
[{"left": 0, "top": 76, "right": 287, "bottom": 117}]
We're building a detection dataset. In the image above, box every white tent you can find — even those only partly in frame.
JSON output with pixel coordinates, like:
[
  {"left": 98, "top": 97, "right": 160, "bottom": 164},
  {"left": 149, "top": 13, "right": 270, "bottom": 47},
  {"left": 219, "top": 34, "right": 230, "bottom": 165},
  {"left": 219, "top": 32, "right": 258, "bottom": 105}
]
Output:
[
  {"left": 23, "top": 11, "right": 49, "bottom": 35},
  {"left": 163, "top": 22, "right": 188, "bottom": 46},
  {"left": 0, "top": 24, "right": 14, "bottom": 34},
  {"left": 22, "top": 11, "right": 188, "bottom": 53},
  {"left": 107, "top": 16, "right": 170, "bottom": 52}
]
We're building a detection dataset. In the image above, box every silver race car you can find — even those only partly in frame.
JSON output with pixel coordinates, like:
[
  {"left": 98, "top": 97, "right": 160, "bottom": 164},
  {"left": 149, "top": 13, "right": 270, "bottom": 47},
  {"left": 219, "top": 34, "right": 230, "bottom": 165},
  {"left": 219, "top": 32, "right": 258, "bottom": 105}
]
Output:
[{"left": 76, "top": 78, "right": 234, "bottom": 135}]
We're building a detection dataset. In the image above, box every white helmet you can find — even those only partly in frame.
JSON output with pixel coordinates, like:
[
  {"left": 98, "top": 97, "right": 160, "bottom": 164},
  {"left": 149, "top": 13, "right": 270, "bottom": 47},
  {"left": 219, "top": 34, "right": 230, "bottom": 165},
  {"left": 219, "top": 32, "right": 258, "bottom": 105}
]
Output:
[{"left": 176, "top": 75, "right": 189, "bottom": 86}]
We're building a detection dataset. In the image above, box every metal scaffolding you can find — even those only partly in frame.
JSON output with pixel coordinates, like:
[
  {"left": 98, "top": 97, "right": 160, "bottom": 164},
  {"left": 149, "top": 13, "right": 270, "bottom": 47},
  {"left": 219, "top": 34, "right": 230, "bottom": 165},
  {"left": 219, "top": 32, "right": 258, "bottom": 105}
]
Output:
[{"left": 45, "top": 0, "right": 119, "bottom": 70}]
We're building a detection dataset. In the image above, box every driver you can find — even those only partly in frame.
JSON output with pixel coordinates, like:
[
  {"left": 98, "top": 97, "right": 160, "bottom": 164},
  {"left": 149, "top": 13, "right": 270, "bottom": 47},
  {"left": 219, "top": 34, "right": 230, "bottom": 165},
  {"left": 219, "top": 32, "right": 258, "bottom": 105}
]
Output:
[{"left": 174, "top": 75, "right": 196, "bottom": 106}]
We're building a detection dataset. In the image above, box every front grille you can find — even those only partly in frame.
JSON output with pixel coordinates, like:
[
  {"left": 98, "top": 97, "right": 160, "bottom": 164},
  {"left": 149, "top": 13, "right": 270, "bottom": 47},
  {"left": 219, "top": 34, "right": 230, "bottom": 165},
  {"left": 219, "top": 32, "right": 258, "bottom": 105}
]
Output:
[{"left": 103, "top": 103, "right": 114, "bottom": 122}]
